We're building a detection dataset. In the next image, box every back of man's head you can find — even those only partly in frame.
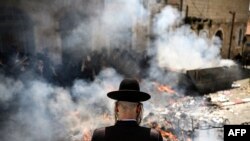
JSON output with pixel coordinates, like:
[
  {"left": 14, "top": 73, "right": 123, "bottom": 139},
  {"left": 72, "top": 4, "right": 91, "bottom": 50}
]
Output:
[{"left": 115, "top": 101, "right": 143, "bottom": 124}]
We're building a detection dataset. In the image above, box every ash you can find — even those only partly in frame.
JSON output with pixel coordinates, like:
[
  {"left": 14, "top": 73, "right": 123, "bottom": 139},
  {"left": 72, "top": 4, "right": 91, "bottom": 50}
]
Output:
[{"left": 143, "top": 94, "right": 226, "bottom": 141}]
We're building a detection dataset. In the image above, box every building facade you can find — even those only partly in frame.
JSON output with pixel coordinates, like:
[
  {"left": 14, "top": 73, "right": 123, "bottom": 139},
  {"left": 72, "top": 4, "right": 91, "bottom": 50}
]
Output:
[
  {"left": 165, "top": 0, "right": 250, "bottom": 59},
  {"left": 0, "top": 0, "right": 249, "bottom": 64},
  {"left": 0, "top": 0, "right": 104, "bottom": 62}
]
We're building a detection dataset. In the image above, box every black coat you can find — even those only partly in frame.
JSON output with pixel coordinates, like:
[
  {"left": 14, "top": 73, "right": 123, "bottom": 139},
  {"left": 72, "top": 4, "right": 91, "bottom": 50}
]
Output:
[{"left": 91, "top": 121, "right": 163, "bottom": 141}]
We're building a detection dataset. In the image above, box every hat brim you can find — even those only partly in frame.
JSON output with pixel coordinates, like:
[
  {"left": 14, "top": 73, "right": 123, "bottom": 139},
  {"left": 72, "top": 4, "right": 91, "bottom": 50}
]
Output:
[{"left": 107, "top": 90, "right": 151, "bottom": 102}]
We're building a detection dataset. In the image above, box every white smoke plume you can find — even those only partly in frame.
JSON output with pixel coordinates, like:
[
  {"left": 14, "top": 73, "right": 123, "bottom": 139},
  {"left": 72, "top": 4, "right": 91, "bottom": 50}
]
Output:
[
  {"left": 100, "top": 0, "right": 148, "bottom": 48},
  {"left": 150, "top": 6, "right": 235, "bottom": 72},
  {"left": 0, "top": 75, "right": 24, "bottom": 104},
  {"left": 0, "top": 68, "right": 122, "bottom": 141},
  {"left": 18, "top": 0, "right": 148, "bottom": 63}
]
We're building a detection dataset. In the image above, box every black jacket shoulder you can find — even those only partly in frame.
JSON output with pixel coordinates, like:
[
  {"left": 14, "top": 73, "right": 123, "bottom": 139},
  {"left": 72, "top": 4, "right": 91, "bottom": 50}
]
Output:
[
  {"left": 91, "top": 127, "right": 106, "bottom": 141},
  {"left": 91, "top": 125, "right": 163, "bottom": 141}
]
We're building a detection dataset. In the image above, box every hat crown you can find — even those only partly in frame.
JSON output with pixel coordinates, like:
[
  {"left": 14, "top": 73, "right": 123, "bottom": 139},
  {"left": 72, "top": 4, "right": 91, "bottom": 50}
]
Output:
[
  {"left": 119, "top": 78, "right": 140, "bottom": 91},
  {"left": 107, "top": 78, "right": 151, "bottom": 102}
]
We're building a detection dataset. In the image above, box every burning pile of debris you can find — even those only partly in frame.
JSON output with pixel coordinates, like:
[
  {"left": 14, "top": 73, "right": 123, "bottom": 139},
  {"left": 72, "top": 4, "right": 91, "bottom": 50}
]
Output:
[
  {"left": 78, "top": 83, "right": 231, "bottom": 141},
  {"left": 142, "top": 95, "right": 227, "bottom": 141},
  {"left": 140, "top": 82, "right": 229, "bottom": 141},
  {"left": 1, "top": 47, "right": 249, "bottom": 141},
  {"left": 78, "top": 97, "right": 227, "bottom": 141}
]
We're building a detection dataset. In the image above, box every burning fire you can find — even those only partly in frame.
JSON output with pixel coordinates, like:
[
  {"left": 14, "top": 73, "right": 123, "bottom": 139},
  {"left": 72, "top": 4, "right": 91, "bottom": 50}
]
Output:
[
  {"left": 82, "top": 128, "right": 91, "bottom": 141},
  {"left": 149, "top": 123, "right": 178, "bottom": 141},
  {"left": 159, "top": 129, "right": 178, "bottom": 141},
  {"left": 157, "top": 84, "right": 176, "bottom": 94},
  {"left": 82, "top": 113, "right": 113, "bottom": 141}
]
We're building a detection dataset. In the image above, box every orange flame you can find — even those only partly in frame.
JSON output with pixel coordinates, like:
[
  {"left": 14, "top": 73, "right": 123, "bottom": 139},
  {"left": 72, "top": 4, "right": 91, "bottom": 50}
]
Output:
[
  {"left": 157, "top": 84, "right": 175, "bottom": 94},
  {"left": 151, "top": 122, "right": 178, "bottom": 141},
  {"left": 82, "top": 128, "right": 91, "bottom": 141},
  {"left": 159, "top": 130, "right": 178, "bottom": 141}
]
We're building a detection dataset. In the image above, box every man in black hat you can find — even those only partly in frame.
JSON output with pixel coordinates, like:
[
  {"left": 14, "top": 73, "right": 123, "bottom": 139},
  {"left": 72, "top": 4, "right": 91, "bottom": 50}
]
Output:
[{"left": 91, "top": 78, "right": 163, "bottom": 141}]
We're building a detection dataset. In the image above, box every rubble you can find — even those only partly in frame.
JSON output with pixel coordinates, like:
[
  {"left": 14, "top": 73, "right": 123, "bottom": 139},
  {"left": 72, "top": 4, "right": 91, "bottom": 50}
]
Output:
[
  {"left": 141, "top": 78, "right": 250, "bottom": 141},
  {"left": 207, "top": 78, "right": 250, "bottom": 124},
  {"left": 143, "top": 95, "right": 226, "bottom": 140}
]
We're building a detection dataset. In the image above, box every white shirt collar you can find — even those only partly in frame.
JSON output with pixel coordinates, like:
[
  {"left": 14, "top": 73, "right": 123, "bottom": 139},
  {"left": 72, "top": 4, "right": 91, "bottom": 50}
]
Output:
[{"left": 119, "top": 119, "right": 136, "bottom": 121}]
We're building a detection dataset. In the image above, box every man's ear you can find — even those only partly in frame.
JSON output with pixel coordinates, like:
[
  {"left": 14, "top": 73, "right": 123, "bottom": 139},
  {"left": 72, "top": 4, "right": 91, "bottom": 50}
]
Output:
[
  {"left": 136, "top": 104, "right": 141, "bottom": 113},
  {"left": 115, "top": 102, "right": 119, "bottom": 112}
]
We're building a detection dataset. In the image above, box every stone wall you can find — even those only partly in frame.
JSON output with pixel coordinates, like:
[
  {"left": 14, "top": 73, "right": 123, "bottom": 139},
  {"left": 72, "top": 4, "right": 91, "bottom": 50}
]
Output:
[
  {"left": 183, "top": 0, "right": 249, "bottom": 22},
  {"left": 0, "top": 0, "right": 249, "bottom": 61},
  {"left": 182, "top": 0, "right": 249, "bottom": 58}
]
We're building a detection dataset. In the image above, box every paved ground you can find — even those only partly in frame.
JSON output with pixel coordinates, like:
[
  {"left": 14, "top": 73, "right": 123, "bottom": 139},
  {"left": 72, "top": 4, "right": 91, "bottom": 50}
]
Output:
[{"left": 208, "top": 78, "right": 250, "bottom": 124}]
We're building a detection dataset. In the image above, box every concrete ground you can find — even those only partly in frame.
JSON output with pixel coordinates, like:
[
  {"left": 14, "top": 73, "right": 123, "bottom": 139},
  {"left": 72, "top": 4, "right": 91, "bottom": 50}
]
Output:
[{"left": 208, "top": 78, "right": 250, "bottom": 124}]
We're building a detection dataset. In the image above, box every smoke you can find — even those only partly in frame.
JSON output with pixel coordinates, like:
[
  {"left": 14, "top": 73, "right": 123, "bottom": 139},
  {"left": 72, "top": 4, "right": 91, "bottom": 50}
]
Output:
[
  {"left": 18, "top": 0, "right": 96, "bottom": 63},
  {"left": 0, "top": 68, "right": 122, "bottom": 141},
  {"left": 194, "top": 129, "right": 223, "bottom": 141},
  {"left": 18, "top": 0, "right": 148, "bottom": 63},
  {"left": 149, "top": 6, "right": 235, "bottom": 72},
  {"left": 0, "top": 75, "right": 24, "bottom": 104},
  {"left": 0, "top": 1, "right": 239, "bottom": 141},
  {"left": 153, "top": 5, "right": 182, "bottom": 34},
  {"left": 100, "top": 0, "right": 148, "bottom": 49}
]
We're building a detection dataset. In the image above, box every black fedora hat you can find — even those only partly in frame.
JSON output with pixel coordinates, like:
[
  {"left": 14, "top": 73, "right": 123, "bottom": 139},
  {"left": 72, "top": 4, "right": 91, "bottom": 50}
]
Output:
[{"left": 107, "top": 78, "right": 151, "bottom": 102}]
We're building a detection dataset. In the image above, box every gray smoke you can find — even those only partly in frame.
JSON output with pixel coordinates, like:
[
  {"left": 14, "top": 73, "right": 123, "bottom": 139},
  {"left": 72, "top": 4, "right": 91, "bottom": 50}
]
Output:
[
  {"left": 150, "top": 5, "right": 235, "bottom": 72},
  {"left": 0, "top": 68, "right": 122, "bottom": 141},
  {"left": 0, "top": 1, "right": 237, "bottom": 141},
  {"left": 145, "top": 5, "right": 236, "bottom": 96},
  {"left": 17, "top": 0, "right": 148, "bottom": 64},
  {"left": 0, "top": 75, "right": 24, "bottom": 104}
]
